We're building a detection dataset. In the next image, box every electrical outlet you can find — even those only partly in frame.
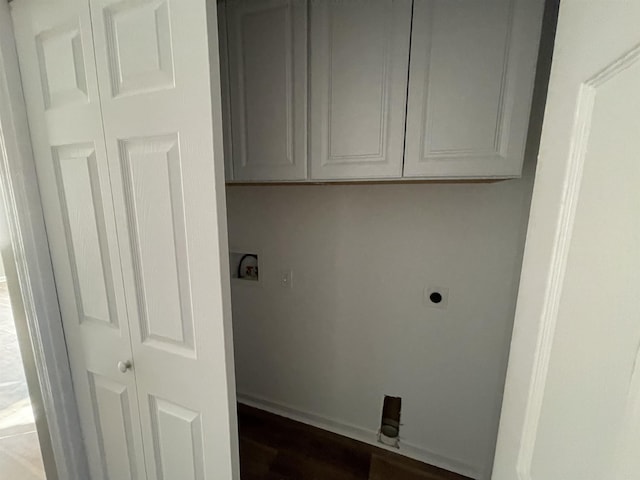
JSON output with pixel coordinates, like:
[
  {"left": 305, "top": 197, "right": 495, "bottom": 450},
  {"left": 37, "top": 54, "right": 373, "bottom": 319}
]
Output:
[
  {"left": 280, "top": 269, "right": 293, "bottom": 289},
  {"left": 424, "top": 286, "right": 449, "bottom": 309}
]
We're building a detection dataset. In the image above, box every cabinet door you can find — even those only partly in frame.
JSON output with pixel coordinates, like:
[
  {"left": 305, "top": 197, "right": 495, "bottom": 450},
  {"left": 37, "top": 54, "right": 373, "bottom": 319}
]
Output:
[
  {"left": 11, "top": 2, "right": 147, "bottom": 479},
  {"left": 404, "top": 0, "right": 545, "bottom": 178},
  {"left": 309, "top": 0, "right": 412, "bottom": 180},
  {"left": 226, "top": 0, "right": 307, "bottom": 181},
  {"left": 88, "top": 0, "right": 239, "bottom": 478}
]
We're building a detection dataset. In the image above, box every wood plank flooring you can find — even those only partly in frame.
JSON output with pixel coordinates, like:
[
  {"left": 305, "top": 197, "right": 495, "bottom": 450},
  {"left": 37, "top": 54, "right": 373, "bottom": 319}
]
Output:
[{"left": 238, "top": 404, "right": 473, "bottom": 480}]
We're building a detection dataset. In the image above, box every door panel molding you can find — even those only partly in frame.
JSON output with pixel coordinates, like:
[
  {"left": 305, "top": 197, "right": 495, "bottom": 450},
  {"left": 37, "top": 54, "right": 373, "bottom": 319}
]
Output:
[
  {"left": 418, "top": 0, "right": 515, "bottom": 162},
  {"left": 89, "top": 372, "right": 141, "bottom": 480},
  {"left": 309, "top": 0, "right": 411, "bottom": 180},
  {"left": 103, "top": 0, "right": 175, "bottom": 97},
  {"left": 35, "top": 18, "right": 89, "bottom": 109},
  {"left": 149, "top": 396, "right": 204, "bottom": 480},
  {"left": 52, "top": 142, "right": 118, "bottom": 328},
  {"left": 118, "top": 134, "right": 196, "bottom": 357},
  {"left": 324, "top": 4, "right": 393, "bottom": 163}
]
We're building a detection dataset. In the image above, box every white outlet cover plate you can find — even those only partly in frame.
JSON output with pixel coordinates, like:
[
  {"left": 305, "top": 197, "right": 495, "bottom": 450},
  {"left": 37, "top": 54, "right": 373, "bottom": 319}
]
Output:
[
  {"left": 280, "top": 270, "right": 293, "bottom": 288},
  {"left": 424, "top": 286, "right": 449, "bottom": 309}
]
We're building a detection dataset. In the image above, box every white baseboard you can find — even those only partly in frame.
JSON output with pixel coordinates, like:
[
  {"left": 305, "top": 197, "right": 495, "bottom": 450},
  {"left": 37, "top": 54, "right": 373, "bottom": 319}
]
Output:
[
  {"left": 236, "top": 392, "right": 481, "bottom": 480},
  {"left": 0, "top": 276, "right": 6, "bottom": 283}
]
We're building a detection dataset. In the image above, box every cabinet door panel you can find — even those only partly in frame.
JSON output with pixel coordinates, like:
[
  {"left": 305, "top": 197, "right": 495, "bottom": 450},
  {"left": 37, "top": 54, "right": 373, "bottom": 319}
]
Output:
[
  {"left": 310, "top": 0, "right": 412, "bottom": 180},
  {"left": 404, "top": 0, "right": 544, "bottom": 178},
  {"left": 227, "top": 0, "right": 307, "bottom": 181}
]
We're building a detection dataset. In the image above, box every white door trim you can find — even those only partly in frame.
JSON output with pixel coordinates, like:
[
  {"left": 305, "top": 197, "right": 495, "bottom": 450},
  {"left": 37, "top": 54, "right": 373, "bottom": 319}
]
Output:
[{"left": 0, "top": 2, "right": 89, "bottom": 479}]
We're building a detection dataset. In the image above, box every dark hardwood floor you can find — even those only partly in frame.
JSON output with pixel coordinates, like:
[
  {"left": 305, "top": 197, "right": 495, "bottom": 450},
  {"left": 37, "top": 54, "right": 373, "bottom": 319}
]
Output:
[{"left": 238, "top": 404, "right": 473, "bottom": 480}]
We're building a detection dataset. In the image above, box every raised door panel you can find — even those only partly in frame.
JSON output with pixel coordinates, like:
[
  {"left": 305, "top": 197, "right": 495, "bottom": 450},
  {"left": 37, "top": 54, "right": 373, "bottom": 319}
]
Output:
[
  {"left": 34, "top": 19, "right": 89, "bottom": 109},
  {"left": 404, "top": 0, "right": 545, "bottom": 178},
  {"left": 10, "top": 2, "right": 146, "bottom": 480},
  {"left": 88, "top": 374, "right": 142, "bottom": 480},
  {"left": 118, "top": 135, "right": 195, "bottom": 357},
  {"left": 309, "top": 0, "right": 412, "bottom": 180},
  {"left": 52, "top": 143, "right": 116, "bottom": 328},
  {"left": 89, "top": 0, "right": 239, "bottom": 477},
  {"left": 148, "top": 396, "right": 204, "bottom": 480},
  {"left": 102, "top": 0, "right": 175, "bottom": 97},
  {"left": 227, "top": 0, "right": 307, "bottom": 181}
]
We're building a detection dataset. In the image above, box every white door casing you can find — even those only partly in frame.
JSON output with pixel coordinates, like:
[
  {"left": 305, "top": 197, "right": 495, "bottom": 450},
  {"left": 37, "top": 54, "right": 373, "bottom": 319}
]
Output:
[
  {"left": 309, "top": 0, "right": 412, "bottom": 180},
  {"left": 404, "top": 0, "right": 544, "bottom": 179},
  {"left": 226, "top": 0, "right": 307, "bottom": 181},
  {"left": 493, "top": 2, "right": 640, "bottom": 479},
  {"left": 11, "top": 1, "right": 147, "bottom": 479},
  {"left": 88, "top": 0, "right": 239, "bottom": 478}
]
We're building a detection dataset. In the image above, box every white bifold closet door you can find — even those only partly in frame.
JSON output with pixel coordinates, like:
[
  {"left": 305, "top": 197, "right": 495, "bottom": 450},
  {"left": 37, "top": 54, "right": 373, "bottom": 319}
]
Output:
[{"left": 11, "top": 0, "right": 238, "bottom": 479}]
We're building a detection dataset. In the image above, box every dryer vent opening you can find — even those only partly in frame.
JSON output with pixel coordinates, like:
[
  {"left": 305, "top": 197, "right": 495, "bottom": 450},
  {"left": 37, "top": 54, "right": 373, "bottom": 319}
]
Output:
[{"left": 379, "top": 395, "right": 401, "bottom": 447}]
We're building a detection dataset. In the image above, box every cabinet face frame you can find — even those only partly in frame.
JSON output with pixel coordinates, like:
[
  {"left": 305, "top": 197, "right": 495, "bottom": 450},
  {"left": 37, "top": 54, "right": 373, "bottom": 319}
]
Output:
[
  {"left": 226, "top": 0, "right": 308, "bottom": 181},
  {"left": 403, "top": 0, "right": 545, "bottom": 179},
  {"left": 308, "top": 0, "right": 412, "bottom": 180}
]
